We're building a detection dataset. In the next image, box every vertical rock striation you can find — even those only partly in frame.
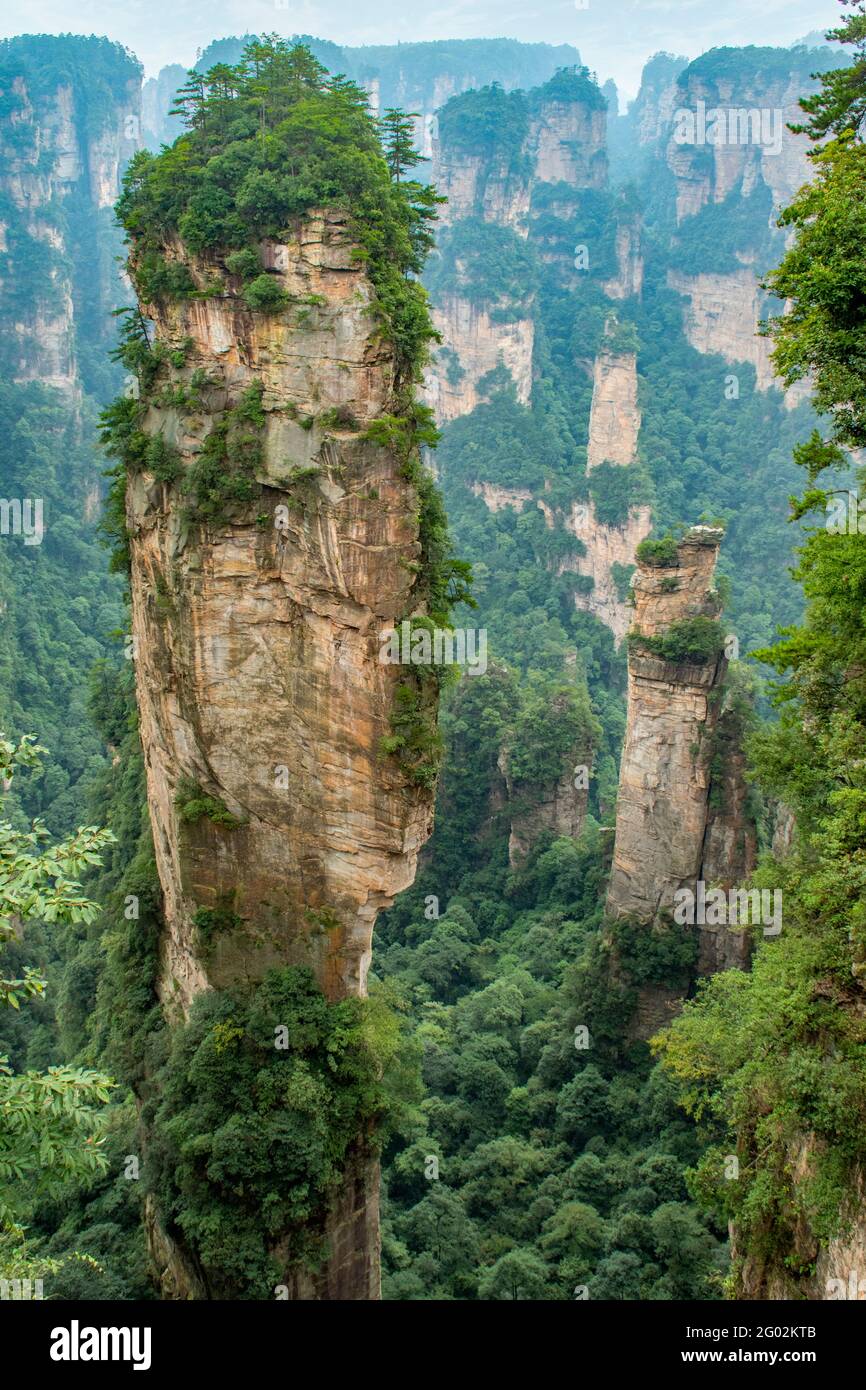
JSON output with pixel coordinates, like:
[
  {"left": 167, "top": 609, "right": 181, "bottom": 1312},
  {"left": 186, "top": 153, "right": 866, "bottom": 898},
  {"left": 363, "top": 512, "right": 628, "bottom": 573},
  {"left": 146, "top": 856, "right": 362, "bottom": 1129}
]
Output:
[
  {"left": 603, "top": 526, "right": 757, "bottom": 1036},
  {"left": 426, "top": 69, "right": 608, "bottom": 423},
  {"left": 666, "top": 267, "right": 811, "bottom": 407},
  {"left": 426, "top": 294, "right": 534, "bottom": 423},
  {"left": 586, "top": 348, "right": 641, "bottom": 471},
  {"left": 663, "top": 60, "right": 817, "bottom": 226},
  {"left": 602, "top": 216, "right": 643, "bottom": 301},
  {"left": 0, "top": 37, "right": 141, "bottom": 391},
  {"left": 606, "top": 527, "right": 729, "bottom": 924},
  {"left": 607, "top": 526, "right": 756, "bottom": 965},
  {"left": 527, "top": 89, "right": 608, "bottom": 188},
  {"left": 560, "top": 501, "right": 652, "bottom": 645},
  {"left": 125, "top": 210, "right": 440, "bottom": 1297}
]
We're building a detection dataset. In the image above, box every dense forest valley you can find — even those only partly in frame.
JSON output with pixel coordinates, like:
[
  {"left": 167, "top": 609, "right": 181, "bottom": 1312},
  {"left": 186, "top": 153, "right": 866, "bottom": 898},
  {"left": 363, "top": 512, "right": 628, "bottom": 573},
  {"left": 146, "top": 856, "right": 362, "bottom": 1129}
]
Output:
[{"left": 1, "top": 8, "right": 865, "bottom": 1308}]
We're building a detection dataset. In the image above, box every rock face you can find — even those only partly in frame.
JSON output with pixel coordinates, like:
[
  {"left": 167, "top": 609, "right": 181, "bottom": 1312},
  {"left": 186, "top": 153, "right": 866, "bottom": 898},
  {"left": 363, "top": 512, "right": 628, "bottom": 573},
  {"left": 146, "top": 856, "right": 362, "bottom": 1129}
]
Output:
[
  {"left": 667, "top": 268, "right": 809, "bottom": 405},
  {"left": 432, "top": 151, "right": 530, "bottom": 232},
  {"left": 586, "top": 349, "right": 641, "bottom": 470},
  {"left": 630, "top": 53, "right": 689, "bottom": 149},
  {"left": 560, "top": 501, "right": 652, "bottom": 645},
  {"left": 476, "top": 487, "right": 650, "bottom": 645},
  {"left": 0, "top": 40, "right": 140, "bottom": 390},
  {"left": 425, "top": 73, "right": 607, "bottom": 424},
  {"left": 470, "top": 481, "right": 533, "bottom": 513},
  {"left": 606, "top": 528, "right": 728, "bottom": 922},
  {"left": 425, "top": 68, "right": 654, "bottom": 651},
  {"left": 737, "top": 1145, "right": 866, "bottom": 1301},
  {"left": 498, "top": 747, "right": 589, "bottom": 869},
  {"left": 572, "top": 341, "right": 650, "bottom": 642},
  {"left": 668, "top": 267, "right": 773, "bottom": 387},
  {"left": 664, "top": 67, "right": 814, "bottom": 225},
  {"left": 651, "top": 51, "right": 831, "bottom": 409},
  {"left": 606, "top": 525, "right": 756, "bottom": 961},
  {"left": 126, "top": 210, "right": 439, "bottom": 1297},
  {"left": 425, "top": 294, "right": 534, "bottom": 423},
  {"left": 602, "top": 219, "right": 643, "bottom": 301},
  {"left": 430, "top": 80, "right": 607, "bottom": 227},
  {"left": 605, "top": 527, "right": 758, "bottom": 1035},
  {"left": 702, "top": 727, "right": 759, "bottom": 892},
  {"left": 528, "top": 97, "right": 607, "bottom": 188}
]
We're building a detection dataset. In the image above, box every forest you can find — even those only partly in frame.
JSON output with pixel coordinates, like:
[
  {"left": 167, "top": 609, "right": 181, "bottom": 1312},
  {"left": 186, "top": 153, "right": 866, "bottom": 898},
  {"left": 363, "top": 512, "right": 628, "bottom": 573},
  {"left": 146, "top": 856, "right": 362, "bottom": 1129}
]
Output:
[{"left": 0, "top": 4, "right": 864, "bottom": 1317}]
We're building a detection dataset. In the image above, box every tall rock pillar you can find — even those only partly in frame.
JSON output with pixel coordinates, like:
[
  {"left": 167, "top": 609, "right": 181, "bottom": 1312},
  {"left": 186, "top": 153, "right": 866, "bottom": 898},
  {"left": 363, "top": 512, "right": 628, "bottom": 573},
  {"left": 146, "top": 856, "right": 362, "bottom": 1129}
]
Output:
[
  {"left": 124, "top": 210, "right": 440, "bottom": 1299},
  {"left": 606, "top": 526, "right": 728, "bottom": 921}
]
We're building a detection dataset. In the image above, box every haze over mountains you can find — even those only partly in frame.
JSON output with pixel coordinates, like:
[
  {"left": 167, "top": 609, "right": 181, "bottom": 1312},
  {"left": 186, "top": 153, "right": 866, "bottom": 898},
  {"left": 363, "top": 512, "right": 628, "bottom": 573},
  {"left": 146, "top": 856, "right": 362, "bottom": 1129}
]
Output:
[
  {"left": 0, "top": 0, "right": 843, "bottom": 92},
  {"left": 0, "top": 21, "right": 863, "bottom": 1306}
]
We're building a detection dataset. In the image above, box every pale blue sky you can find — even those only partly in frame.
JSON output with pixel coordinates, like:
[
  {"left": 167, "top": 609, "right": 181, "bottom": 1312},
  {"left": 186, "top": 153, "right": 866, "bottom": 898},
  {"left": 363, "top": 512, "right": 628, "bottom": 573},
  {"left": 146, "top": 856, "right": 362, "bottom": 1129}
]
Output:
[{"left": 0, "top": 0, "right": 844, "bottom": 97}]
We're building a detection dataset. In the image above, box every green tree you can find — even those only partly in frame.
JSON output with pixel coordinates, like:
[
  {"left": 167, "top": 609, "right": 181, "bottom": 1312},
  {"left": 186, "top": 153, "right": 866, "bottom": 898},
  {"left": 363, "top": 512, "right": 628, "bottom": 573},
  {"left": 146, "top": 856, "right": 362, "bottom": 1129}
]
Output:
[
  {"left": 792, "top": 1, "right": 866, "bottom": 142},
  {"left": 380, "top": 108, "right": 421, "bottom": 182},
  {"left": 0, "top": 734, "right": 114, "bottom": 1272},
  {"left": 478, "top": 1246, "right": 551, "bottom": 1300}
]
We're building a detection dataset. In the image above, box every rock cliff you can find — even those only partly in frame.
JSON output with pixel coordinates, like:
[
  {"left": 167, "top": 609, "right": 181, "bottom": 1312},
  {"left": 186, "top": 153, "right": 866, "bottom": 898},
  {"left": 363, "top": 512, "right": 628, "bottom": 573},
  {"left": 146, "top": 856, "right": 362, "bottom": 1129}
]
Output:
[
  {"left": 424, "top": 69, "right": 654, "bottom": 647},
  {"left": 667, "top": 267, "right": 810, "bottom": 406},
  {"left": 129, "top": 211, "right": 436, "bottom": 1006},
  {"left": 586, "top": 348, "right": 641, "bottom": 470},
  {"left": 432, "top": 150, "right": 530, "bottom": 232},
  {"left": 0, "top": 37, "right": 140, "bottom": 391},
  {"left": 602, "top": 217, "right": 644, "bottom": 301},
  {"left": 426, "top": 294, "right": 534, "bottom": 423},
  {"left": 125, "top": 209, "right": 440, "bottom": 1296},
  {"left": 663, "top": 62, "right": 815, "bottom": 225},
  {"left": 606, "top": 528, "right": 730, "bottom": 923},
  {"left": 498, "top": 746, "right": 589, "bottom": 870},
  {"left": 630, "top": 53, "right": 689, "bottom": 149},
  {"left": 604, "top": 527, "right": 757, "bottom": 1035},
  {"left": 606, "top": 527, "right": 756, "bottom": 955},
  {"left": 425, "top": 70, "right": 608, "bottom": 424},
  {"left": 737, "top": 1147, "right": 866, "bottom": 1301},
  {"left": 560, "top": 501, "right": 652, "bottom": 645},
  {"left": 470, "top": 481, "right": 534, "bottom": 512},
  {"left": 527, "top": 93, "right": 607, "bottom": 188},
  {"left": 397, "top": 65, "right": 608, "bottom": 230},
  {"left": 649, "top": 49, "right": 835, "bottom": 405}
]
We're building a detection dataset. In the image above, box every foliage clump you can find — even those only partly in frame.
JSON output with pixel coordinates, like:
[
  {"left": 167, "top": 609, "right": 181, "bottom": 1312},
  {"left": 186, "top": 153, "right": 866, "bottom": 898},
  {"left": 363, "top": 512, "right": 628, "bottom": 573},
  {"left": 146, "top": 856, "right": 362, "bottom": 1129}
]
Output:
[
  {"left": 426, "top": 221, "right": 537, "bottom": 315},
  {"left": 0, "top": 734, "right": 116, "bottom": 1282},
  {"left": 588, "top": 462, "right": 651, "bottom": 528},
  {"left": 116, "top": 37, "right": 440, "bottom": 381},
  {"left": 145, "top": 966, "right": 420, "bottom": 1297},
  {"left": 182, "top": 382, "right": 266, "bottom": 526},
  {"left": 529, "top": 64, "right": 608, "bottom": 112},
  {"left": 174, "top": 777, "right": 243, "bottom": 829},
  {"left": 629, "top": 616, "right": 725, "bottom": 666},
  {"left": 436, "top": 83, "right": 529, "bottom": 168},
  {"left": 193, "top": 902, "right": 244, "bottom": 948},
  {"left": 636, "top": 536, "right": 679, "bottom": 568},
  {"left": 506, "top": 680, "right": 601, "bottom": 789}
]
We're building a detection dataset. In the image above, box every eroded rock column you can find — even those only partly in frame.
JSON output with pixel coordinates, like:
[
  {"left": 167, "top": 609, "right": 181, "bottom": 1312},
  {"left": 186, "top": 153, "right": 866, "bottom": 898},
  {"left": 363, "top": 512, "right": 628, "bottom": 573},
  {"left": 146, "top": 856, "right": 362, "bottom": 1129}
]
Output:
[
  {"left": 606, "top": 526, "right": 728, "bottom": 922},
  {"left": 126, "top": 210, "right": 439, "bottom": 1298}
]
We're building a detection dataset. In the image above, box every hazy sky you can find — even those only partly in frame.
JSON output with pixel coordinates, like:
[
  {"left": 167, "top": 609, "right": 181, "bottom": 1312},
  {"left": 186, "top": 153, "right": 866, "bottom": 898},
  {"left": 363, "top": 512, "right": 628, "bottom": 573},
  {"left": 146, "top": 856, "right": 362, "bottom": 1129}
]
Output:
[{"left": 0, "top": 0, "right": 844, "bottom": 97}]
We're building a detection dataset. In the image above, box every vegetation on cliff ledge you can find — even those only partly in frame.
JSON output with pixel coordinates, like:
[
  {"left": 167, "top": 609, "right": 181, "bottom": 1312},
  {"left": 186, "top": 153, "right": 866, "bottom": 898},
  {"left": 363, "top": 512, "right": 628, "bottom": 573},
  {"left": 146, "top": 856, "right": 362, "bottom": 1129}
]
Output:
[
  {"left": 628, "top": 616, "right": 725, "bottom": 667},
  {"left": 115, "top": 36, "right": 440, "bottom": 383}
]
